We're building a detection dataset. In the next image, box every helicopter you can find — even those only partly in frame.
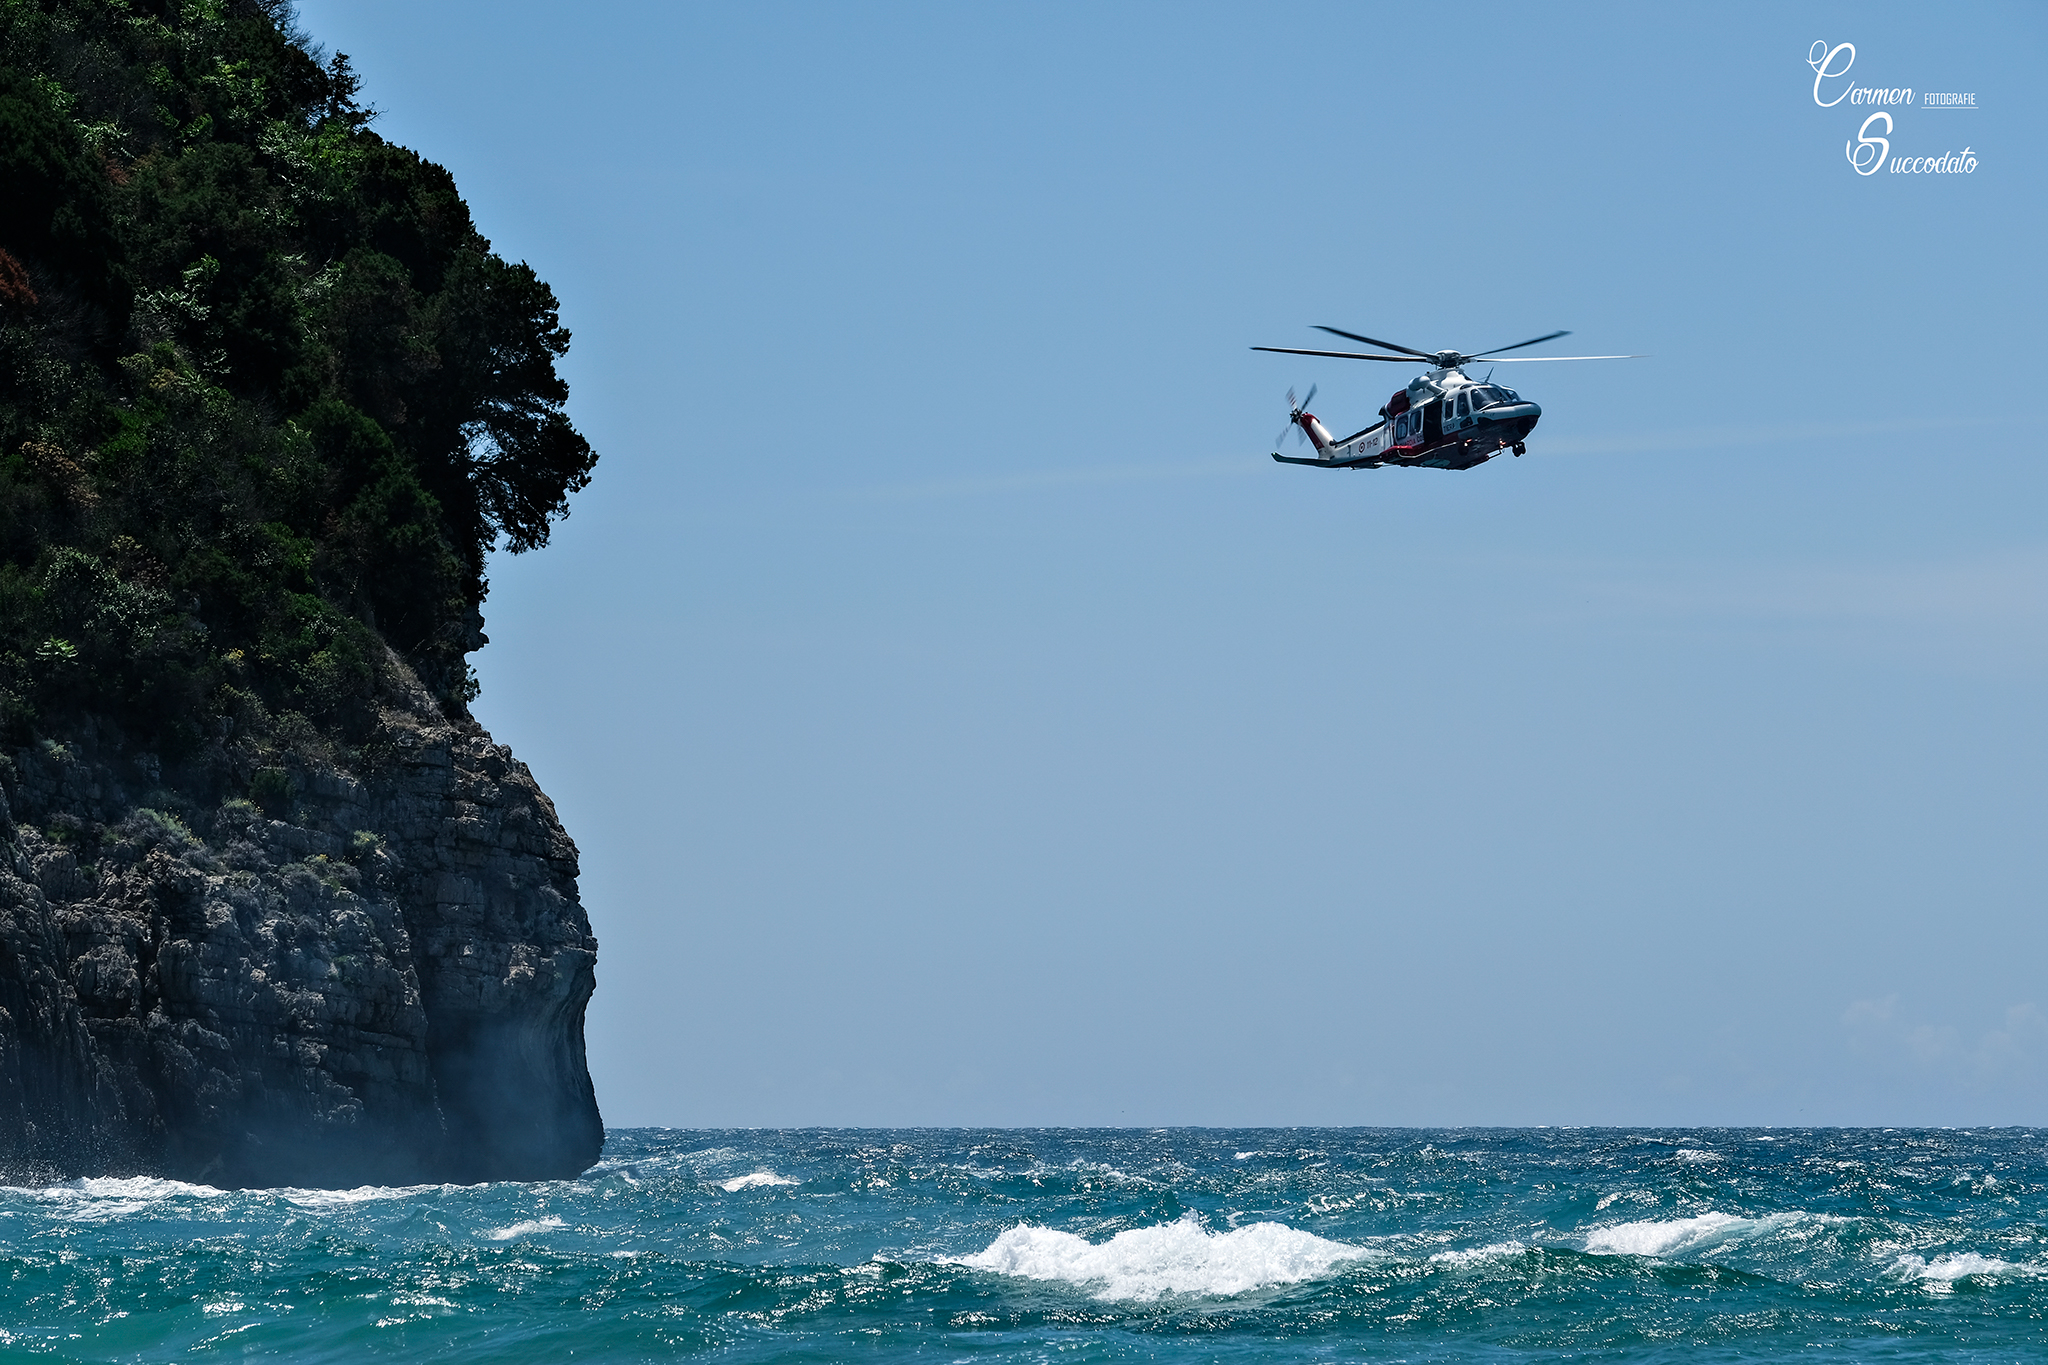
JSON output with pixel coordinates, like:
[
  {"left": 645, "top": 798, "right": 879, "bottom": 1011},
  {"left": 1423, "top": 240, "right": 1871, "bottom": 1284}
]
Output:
[{"left": 1253, "top": 327, "right": 1639, "bottom": 470}]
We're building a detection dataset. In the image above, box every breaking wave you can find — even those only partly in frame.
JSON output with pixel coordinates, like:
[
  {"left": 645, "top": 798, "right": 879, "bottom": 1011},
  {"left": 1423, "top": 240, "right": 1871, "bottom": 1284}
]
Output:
[
  {"left": 5, "top": 1175, "right": 228, "bottom": 1222},
  {"left": 1891, "top": 1251, "right": 2041, "bottom": 1285},
  {"left": 1583, "top": 1210, "right": 1814, "bottom": 1259},
  {"left": 483, "top": 1215, "right": 566, "bottom": 1240},
  {"left": 952, "top": 1216, "right": 1370, "bottom": 1301}
]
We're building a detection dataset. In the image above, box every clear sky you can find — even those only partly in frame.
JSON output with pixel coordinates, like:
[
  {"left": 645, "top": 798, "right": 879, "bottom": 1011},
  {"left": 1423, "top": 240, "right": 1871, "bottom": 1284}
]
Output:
[{"left": 292, "top": 0, "right": 2044, "bottom": 1127}]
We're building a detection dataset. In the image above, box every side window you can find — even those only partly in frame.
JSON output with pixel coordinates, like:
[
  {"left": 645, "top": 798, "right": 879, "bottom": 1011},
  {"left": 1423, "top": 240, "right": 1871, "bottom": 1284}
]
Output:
[{"left": 1456, "top": 393, "right": 1469, "bottom": 418}]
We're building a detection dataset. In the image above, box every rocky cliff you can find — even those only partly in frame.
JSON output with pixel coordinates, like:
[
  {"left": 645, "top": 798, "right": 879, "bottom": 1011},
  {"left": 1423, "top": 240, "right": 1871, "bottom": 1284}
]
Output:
[
  {"left": 0, "top": 3, "right": 605, "bottom": 1186},
  {"left": 0, "top": 655, "right": 601, "bottom": 1187}
]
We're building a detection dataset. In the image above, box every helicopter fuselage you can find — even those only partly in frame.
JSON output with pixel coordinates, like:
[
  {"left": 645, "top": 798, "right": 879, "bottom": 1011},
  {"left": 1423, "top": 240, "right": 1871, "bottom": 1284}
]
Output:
[{"left": 1274, "top": 366, "right": 1539, "bottom": 471}]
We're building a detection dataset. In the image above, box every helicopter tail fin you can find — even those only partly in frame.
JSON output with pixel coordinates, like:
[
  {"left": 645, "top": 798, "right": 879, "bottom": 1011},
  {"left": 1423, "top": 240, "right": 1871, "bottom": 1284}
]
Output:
[{"left": 1297, "top": 411, "right": 1336, "bottom": 453}]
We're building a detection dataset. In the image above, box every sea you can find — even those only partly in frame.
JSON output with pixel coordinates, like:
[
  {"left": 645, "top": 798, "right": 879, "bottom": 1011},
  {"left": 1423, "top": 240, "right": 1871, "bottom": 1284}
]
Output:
[{"left": 2, "top": 1127, "right": 2043, "bottom": 1362}]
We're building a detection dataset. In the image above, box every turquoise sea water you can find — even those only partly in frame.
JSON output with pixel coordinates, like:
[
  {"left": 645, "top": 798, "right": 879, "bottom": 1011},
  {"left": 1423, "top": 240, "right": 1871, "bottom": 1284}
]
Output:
[{"left": 3, "top": 1128, "right": 2043, "bottom": 1362}]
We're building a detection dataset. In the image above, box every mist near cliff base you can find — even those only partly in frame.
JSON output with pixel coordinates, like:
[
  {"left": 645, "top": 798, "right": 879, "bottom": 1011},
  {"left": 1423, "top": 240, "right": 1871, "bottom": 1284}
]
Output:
[{"left": 293, "top": 0, "right": 2048, "bottom": 1126}]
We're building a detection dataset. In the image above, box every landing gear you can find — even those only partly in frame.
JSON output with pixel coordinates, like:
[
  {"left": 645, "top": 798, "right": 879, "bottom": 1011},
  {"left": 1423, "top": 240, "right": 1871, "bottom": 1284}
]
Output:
[{"left": 1512, "top": 442, "right": 1526, "bottom": 457}]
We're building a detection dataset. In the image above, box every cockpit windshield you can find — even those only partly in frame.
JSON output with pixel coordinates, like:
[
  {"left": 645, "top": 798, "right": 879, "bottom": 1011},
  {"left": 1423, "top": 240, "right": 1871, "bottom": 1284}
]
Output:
[{"left": 1472, "top": 386, "right": 1519, "bottom": 407}]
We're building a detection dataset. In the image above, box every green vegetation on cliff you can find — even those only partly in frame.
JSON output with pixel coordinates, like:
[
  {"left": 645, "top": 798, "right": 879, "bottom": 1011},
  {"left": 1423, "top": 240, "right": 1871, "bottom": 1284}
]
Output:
[{"left": 0, "top": 0, "right": 594, "bottom": 771}]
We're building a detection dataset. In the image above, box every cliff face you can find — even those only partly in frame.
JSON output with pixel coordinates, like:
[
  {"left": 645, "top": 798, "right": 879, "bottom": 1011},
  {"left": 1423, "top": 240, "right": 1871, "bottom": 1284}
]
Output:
[
  {"left": 0, "top": 658, "right": 601, "bottom": 1187},
  {"left": 0, "top": 4, "right": 608, "bottom": 1186}
]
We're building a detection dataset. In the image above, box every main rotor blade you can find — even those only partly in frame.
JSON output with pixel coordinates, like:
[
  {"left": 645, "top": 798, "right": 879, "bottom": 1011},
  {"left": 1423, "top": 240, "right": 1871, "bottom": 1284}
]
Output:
[
  {"left": 1313, "top": 326, "right": 1434, "bottom": 358},
  {"left": 1480, "top": 354, "right": 1644, "bottom": 362},
  {"left": 1466, "top": 330, "right": 1571, "bottom": 358},
  {"left": 1252, "top": 346, "right": 1419, "bottom": 361}
]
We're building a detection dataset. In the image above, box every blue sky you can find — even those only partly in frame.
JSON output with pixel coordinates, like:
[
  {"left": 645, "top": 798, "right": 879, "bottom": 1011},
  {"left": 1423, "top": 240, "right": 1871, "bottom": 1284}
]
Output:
[{"left": 293, "top": 1, "right": 2044, "bottom": 1126}]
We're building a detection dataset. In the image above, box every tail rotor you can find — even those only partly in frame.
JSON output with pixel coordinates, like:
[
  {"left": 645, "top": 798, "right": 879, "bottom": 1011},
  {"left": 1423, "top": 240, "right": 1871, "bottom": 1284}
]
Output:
[{"left": 1276, "top": 383, "right": 1317, "bottom": 447}]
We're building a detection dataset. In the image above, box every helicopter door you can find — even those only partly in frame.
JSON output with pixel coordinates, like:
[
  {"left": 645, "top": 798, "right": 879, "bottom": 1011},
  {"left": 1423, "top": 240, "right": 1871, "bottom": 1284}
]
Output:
[{"left": 1421, "top": 398, "right": 1442, "bottom": 444}]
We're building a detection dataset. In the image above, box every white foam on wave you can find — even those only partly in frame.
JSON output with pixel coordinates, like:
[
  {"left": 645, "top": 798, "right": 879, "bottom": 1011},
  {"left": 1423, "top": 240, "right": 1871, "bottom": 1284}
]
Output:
[
  {"left": 1583, "top": 1211, "right": 1807, "bottom": 1259},
  {"left": 951, "top": 1216, "right": 1369, "bottom": 1301},
  {"left": 5, "top": 1175, "right": 229, "bottom": 1221},
  {"left": 9, "top": 1175, "right": 478, "bottom": 1218},
  {"left": 281, "top": 1183, "right": 453, "bottom": 1209},
  {"left": 1890, "top": 1251, "right": 2038, "bottom": 1286},
  {"left": 1429, "top": 1242, "right": 1526, "bottom": 1267},
  {"left": 718, "top": 1172, "right": 797, "bottom": 1192},
  {"left": 582, "top": 1157, "right": 640, "bottom": 1179},
  {"left": 1673, "top": 1149, "right": 1723, "bottom": 1164},
  {"left": 483, "top": 1215, "right": 564, "bottom": 1241},
  {"left": 13, "top": 1175, "right": 226, "bottom": 1201}
]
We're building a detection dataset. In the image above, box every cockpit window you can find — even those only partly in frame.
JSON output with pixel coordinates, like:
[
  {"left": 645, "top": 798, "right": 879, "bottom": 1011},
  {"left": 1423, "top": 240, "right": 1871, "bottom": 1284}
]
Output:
[{"left": 1455, "top": 393, "right": 1469, "bottom": 418}]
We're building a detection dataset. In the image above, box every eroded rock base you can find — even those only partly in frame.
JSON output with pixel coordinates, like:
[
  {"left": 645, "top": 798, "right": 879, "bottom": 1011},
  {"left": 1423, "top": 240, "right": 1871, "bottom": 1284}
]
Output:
[{"left": 0, "top": 666, "right": 600, "bottom": 1188}]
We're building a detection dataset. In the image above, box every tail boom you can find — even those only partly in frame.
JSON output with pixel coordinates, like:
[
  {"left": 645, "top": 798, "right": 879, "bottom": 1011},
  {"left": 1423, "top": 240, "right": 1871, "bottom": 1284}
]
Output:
[{"left": 1272, "top": 414, "right": 1392, "bottom": 468}]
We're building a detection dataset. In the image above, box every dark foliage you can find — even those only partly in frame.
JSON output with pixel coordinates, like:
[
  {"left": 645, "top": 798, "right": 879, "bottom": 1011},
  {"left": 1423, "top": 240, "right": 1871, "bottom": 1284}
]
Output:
[{"left": 0, "top": 0, "right": 596, "bottom": 765}]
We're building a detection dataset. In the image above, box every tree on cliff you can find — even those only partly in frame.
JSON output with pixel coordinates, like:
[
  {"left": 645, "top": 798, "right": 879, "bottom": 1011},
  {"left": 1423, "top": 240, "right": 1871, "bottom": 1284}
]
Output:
[{"left": 0, "top": 0, "right": 596, "bottom": 768}]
